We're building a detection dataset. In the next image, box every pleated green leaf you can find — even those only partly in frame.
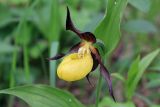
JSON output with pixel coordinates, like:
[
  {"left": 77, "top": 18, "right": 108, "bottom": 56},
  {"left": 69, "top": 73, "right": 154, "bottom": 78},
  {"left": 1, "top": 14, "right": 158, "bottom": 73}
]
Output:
[
  {"left": 0, "top": 85, "right": 84, "bottom": 107},
  {"left": 95, "top": 0, "right": 128, "bottom": 55}
]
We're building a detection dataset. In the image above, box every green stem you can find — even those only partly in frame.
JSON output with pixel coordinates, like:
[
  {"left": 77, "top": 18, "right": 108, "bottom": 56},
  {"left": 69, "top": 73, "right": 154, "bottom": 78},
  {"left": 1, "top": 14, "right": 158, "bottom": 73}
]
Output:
[
  {"left": 23, "top": 45, "right": 31, "bottom": 83},
  {"left": 95, "top": 73, "right": 103, "bottom": 107},
  {"left": 40, "top": 55, "right": 47, "bottom": 79},
  {"left": 9, "top": 49, "right": 17, "bottom": 87},
  {"left": 7, "top": 1, "right": 39, "bottom": 107},
  {"left": 49, "top": 41, "right": 59, "bottom": 86},
  {"left": 8, "top": 47, "right": 17, "bottom": 107}
]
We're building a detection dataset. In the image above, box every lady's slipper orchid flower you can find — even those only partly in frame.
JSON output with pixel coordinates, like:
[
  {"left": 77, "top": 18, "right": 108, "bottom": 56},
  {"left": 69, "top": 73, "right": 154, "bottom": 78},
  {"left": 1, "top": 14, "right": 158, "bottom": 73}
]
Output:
[{"left": 48, "top": 7, "right": 115, "bottom": 101}]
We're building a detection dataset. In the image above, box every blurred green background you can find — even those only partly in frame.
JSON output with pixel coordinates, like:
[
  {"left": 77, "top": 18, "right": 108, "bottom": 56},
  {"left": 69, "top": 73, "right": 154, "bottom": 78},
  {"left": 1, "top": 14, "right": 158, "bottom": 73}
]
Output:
[{"left": 0, "top": 0, "right": 160, "bottom": 107}]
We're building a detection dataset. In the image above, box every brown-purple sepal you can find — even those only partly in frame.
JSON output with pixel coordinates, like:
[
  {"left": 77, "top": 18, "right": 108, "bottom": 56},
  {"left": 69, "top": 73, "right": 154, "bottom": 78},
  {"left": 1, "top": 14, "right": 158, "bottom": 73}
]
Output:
[
  {"left": 47, "top": 53, "right": 65, "bottom": 60},
  {"left": 91, "top": 52, "right": 99, "bottom": 71},
  {"left": 80, "top": 32, "right": 96, "bottom": 43},
  {"left": 47, "top": 42, "right": 81, "bottom": 61},
  {"left": 90, "top": 47, "right": 116, "bottom": 102},
  {"left": 66, "top": 6, "right": 81, "bottom": 36},
  {"left": 69, "top": 42, "right": 81, "bottom": 53},
  {"left": 86, "top": 74, "right": 94, "bottom": 88},
  {"left": 66, "top": 7, "right": 96, "bottom": 43},
  {"left": 100, "top": 63, "right": 116, "bottom": 102}
]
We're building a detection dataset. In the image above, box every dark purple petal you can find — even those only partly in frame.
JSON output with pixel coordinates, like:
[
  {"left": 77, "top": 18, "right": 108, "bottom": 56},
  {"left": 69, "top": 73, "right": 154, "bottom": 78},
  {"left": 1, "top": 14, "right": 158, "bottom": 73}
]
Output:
[
  {"left": 69, "top": 42, "right": 82, "bottom": 53},
  {"left": 47, "top": 53, "right": 65, "bottom": 60},
  {"left": 80, "top": 32, "right": 96, "bottom": 43},
  {"left": 66, "top": 6, "right": 81, "bottom": 36},
  {"left": 48, "top": 42, "right": 82, "bottom": 61},
  {"left": 90, "top": 47, "right": 116, "bottom": 101},
  {"left": 86, "top": 74, "right": 94, "bottom": 88},
  {"left": 100, "top": 63, "right": 116, "bottom": 102},
  {"left": 91, "top": 52, "right": 99, "bottom": 71}
]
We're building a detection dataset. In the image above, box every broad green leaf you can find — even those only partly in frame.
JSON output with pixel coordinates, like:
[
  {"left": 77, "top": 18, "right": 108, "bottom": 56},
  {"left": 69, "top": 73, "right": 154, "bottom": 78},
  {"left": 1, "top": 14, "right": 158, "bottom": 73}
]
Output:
[
  {"left": 99, "top": 97, "right": 135, "bottom": 107},
  {"left": 126, "top": 49, "right": 160, "bottom": 100},
  {"left": 122, "top": 20, "right": 157, "bottom": 33},
  {"left": 0, "top": 85, "right": 84, "bottom": 107},
  {"left": 95, "top": 0, "right": 128, "bottom": 55},
  {"left": 129, "top": 0, "right": 151, "bottom": 13}
]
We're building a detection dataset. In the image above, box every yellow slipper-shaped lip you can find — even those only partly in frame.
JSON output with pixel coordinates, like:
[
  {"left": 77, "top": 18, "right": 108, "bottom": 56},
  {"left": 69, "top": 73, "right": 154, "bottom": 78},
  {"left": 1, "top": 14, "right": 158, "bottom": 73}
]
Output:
[{"left": 57, "top": 53, "right": 93, "bottom": 81}]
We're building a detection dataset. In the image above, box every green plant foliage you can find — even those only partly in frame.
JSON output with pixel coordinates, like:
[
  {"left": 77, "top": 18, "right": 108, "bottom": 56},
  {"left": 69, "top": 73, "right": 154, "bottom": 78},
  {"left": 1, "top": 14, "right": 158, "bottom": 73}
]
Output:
[
  {"left": 0, "top": 85, "right": 84, "bottom": 107},
  {"left": 149, "top": 57, "right": 160, "bottom": 71},
  {"left": 0, "top": 6, "right": 14, "bottom": 28},
  {"left": 0, "top": 0, "right": 160, "bottom": 106},
  {"left": 122, "top": 20, "right": 158, "bottom": 33},
  {"left": 126, "top": 56, "right": 140, "bottom": 100},
  {"left": 139, "top": 49, "right": 159, "bottom": 73},
  {"left": 66, "top": 0, "right": 80, "bottom": 9},
  {"left": 29, "top": 41, "right": 48, "bottom": 59},
  {"left": 14, "top": 21, "right": 32, "bottom": 46},
  {"left": 0, "top": 41, "right": 19, "bottom": 54},
  {"left": 4, "top": 0, "right": 30, "bottom": 5},
  {"left": 147, "top": 78, "right": 160, "bottom": 88},
  {"left": 129, "top": 0, "right": 151, "bottom": 13},
  {"left": 95, "top": 0, "right": 128, "bottom": 55},
  {"left": 126, "top": 49, "right": 160, "bottom": 100},
  {"left": 111, "top": 73, "right": 125, "bottom": 82},
  {"left": 99, "top": 97, "right": 135, "bottom": 107},
  {"left": 151, "top": 105, "right": 160, "bottom": 107},
  {"left": 49, "top": 42, "right": 59, "bottom": 86},
  {"left": 49, "top": 0, "right": 60, "bottom": 41},
  {"left": 31, "top": 0, "right": 60, "bottom": 41},
  {"left": 148, "top": 0, "right": 160, "bottom": 20},
  {"left": 146, "top": 72, "right": 160, "bottom": 88}
]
